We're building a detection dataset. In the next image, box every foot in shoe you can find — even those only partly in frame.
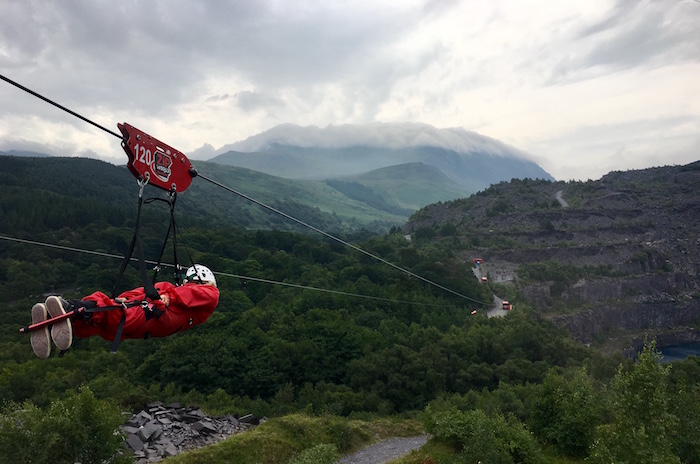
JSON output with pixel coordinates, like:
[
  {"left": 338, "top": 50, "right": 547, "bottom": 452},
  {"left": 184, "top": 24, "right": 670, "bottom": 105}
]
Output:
[
  {"left": 45, "top": 296, "right": 73, "bottom": 351},
  {"left": 30, "top": 303, "right": 51, "bottom": 359}
]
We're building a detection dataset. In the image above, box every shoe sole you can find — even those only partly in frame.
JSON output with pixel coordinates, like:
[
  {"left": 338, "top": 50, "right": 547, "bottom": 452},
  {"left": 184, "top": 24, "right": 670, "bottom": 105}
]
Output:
[
  {"left": 45, "top": 296, "right": 73, "bottom": 351},
  {"left": 30, "top": 303, "right": 51, "bottom": 359}
]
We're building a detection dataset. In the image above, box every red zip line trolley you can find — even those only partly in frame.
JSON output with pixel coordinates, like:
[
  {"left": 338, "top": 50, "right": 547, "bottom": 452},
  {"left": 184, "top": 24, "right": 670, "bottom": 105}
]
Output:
[{"left": 119, "top": 122, "right": 195, "bottom": 193}]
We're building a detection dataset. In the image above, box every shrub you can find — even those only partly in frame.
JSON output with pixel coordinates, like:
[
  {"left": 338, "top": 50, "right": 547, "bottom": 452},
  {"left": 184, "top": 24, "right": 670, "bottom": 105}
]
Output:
[
  {"left": 0, "top": 386, "right": 129, "bottom": 464},
  {"left": 424, "top": 405, "right": 544, "bottom": 464},
  {"left": 288, "top": 443, "right": 339, "bottom": 464}
]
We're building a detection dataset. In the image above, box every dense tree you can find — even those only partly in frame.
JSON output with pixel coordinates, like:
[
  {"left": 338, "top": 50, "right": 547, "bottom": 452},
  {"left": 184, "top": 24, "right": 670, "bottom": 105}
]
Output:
[
  {"left": 0, "top": 387, "right": 128, "bottom": 464},
  {"left": 424, "top": 405, "right": 544, "bottom": 463},
  {"left": 589, "top": 340, "right": 680, "bottom": 463},
  {"left": 530, "top": 368, "right": 602, "bottom": 458}
]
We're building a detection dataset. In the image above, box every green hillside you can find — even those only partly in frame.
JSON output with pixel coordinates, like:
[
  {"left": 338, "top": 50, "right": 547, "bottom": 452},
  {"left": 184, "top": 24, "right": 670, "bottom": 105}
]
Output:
[
  {"left": 0, "top": 156, "right": 407, "bottom": 236},
  {"left": 190, "top": 161, "right": 408, "bottom": 230},
  {"left": 335, "top": 162, "right": 467, "bottom": 210}
]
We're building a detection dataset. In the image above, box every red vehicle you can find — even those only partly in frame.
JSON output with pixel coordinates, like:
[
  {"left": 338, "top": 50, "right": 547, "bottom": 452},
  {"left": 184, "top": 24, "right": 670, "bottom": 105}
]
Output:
[
  {"left": 502, "top": 300, "right": 510, "bottom": 310},
  {"left": 481, "top": 276, "right": 488, "bottom": 282}
]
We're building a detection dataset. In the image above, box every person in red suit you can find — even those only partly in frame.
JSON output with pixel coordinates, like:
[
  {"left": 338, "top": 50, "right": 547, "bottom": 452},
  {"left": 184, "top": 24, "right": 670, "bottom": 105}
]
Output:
[{"left": 30, "top": 265, "right": 220, "bottom": 358}]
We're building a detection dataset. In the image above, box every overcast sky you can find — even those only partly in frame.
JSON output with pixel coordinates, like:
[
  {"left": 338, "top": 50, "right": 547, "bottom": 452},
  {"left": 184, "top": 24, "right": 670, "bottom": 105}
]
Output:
[{"left": 1, "top": 0, "right": 698, "bottom": 181}]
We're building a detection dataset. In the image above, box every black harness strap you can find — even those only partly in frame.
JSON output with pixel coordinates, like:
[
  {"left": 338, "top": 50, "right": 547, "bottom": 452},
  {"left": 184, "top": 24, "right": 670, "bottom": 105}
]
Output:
[
  {"left": 175, "top": 219, "right": 198, "bottom": 284},
  {"left": 111, "top": 178, "right": 159, "bottom": 301},
  {"left": 111, "top": 309, "right": 126, "bottom": 354},
  {"left": 147, "top": 190, "right": 181, "bottom": 285}
]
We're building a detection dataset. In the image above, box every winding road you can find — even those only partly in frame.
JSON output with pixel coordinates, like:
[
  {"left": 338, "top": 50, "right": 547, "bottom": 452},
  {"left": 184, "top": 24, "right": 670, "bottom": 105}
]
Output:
[
  {"left": 555, "top": 190, "right": 569, "bottom": 208},
  {"left": 471, "top": 265, "right": 509, "bottom": 318}
]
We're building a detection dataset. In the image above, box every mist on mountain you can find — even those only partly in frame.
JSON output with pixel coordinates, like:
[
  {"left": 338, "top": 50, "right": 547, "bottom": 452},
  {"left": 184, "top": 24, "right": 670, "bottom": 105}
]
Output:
[{"left": 209, "top": 122, "right": 554, "bottom": 195}]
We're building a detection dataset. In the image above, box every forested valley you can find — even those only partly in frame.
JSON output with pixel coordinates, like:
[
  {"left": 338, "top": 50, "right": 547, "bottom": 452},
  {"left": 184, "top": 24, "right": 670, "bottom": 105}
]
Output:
[{"left": 2, "top": 156, "right": 700, "bottom": 463}]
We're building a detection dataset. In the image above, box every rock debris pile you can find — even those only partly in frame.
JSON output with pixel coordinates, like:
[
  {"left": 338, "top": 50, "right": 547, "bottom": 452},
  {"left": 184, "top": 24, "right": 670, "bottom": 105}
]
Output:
[{"left": 122, "top": 401, "right": 262, "bottom": 462}]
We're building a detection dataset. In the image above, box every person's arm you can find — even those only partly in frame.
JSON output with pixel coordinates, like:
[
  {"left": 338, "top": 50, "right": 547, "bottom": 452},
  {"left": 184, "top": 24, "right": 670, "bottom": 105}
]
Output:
[{"left": 170, "top": 284, "right": 220, "bottom": 311}]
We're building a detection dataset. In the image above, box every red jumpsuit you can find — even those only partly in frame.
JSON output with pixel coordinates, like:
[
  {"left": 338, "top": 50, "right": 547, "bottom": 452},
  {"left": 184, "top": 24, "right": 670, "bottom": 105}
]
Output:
[{"left": 72, "top": 282, "right": 219, "bottom": 341}]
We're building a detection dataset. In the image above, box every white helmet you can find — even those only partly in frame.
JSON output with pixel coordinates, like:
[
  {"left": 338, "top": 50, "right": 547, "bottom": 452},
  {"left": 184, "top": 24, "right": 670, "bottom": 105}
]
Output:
[{"left": 184, "top": 264, "right": 217, "bottom": 287}]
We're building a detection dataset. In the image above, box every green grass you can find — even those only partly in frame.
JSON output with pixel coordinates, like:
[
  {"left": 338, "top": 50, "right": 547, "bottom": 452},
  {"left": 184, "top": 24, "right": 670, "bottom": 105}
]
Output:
[
  {"left": 389, "top": 440, "right": 588, "bottom": 464},
  {"left": 162, "top": 414, "right": 424, "bottom": 464}
]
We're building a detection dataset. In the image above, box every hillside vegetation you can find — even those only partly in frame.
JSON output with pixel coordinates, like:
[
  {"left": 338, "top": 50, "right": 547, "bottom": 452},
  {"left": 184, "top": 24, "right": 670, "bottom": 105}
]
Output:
[
  {"left": 2, "top": 157, "right": 700, "bottom": 463},
  {"left": 334, "top": 162, "right": 467, "bottom": 210},
  {"left": 0, "top": 156, "right": 406, "bottom": 236}
]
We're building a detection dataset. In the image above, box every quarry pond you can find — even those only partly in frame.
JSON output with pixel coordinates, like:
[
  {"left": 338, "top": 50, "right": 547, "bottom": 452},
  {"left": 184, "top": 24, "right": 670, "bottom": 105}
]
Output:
[{"left": 660, "top": 342, "right": 700, "bottom": 363}]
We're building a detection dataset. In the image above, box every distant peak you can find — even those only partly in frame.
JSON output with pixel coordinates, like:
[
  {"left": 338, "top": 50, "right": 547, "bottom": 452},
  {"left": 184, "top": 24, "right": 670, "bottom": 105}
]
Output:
[{"left": 218, "top": 122, "right": 530, "bottom": 159}]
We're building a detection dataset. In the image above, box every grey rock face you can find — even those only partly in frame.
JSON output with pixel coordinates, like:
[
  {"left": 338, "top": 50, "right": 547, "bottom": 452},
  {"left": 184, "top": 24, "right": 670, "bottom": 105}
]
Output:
[{"left": 122, "top": 402, "right": 263, "bottom": 463}]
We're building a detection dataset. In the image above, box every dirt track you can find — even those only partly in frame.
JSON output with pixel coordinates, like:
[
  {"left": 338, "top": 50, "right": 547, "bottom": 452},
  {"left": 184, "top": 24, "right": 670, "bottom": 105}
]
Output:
[{"left": 339, "top": 435, "right": 429, "bottom": 464}]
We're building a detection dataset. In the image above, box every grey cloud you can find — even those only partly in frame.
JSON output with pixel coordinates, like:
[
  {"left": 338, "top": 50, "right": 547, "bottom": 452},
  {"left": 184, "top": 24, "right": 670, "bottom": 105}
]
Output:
[
  {"left": 421, "top": 0, "right": 461, "bottom": 18},
  {"left": 1, "top": 0, "right": 429, "bottom": 122},
  {"left": 527, "top": 114, "right": 700, "bottom": 180},
  {"left": 205, "top": 94, "right": 231, "bottom": 103},
  {"left": 537, "top": 115, "right": 697, "bottom": 153},
  {"left": 234, "top": 91, "right": 284, "bottom": 112},
  {"left": 547, "top": 0, "right": 700, "bottom": 84},
  {"left": 220, "top": 122, "right": 533, "bottom": 159}
]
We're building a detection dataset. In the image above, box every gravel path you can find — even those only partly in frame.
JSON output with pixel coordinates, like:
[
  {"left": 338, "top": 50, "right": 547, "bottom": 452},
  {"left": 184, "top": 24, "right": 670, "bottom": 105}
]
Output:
[
  {"left": 339, "top": 435, "right": 429, "bottom": 464},
  {"left": 555, "top": 190, "right": 569, "bottom": 208}
]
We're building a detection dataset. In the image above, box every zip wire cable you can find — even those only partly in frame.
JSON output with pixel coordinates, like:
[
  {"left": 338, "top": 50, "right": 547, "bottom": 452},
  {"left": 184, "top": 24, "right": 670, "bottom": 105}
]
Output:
[
  {"left": 0, "top": 234, "right": 452, "bottom": 307},
  {"left": 195, "top": 172, "right": 488, "bottom": 305},
  {"left": 0, "top": 73, "right": 488, "bottom": 306},
  {"left": 0, "top": 73, "right": 122, "bottom": 140}
]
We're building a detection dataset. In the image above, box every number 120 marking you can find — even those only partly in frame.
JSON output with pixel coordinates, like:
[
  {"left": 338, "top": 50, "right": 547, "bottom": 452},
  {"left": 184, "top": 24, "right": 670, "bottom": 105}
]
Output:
[{"left": 133, "top": 143, "right": 153, "bottom": 166}]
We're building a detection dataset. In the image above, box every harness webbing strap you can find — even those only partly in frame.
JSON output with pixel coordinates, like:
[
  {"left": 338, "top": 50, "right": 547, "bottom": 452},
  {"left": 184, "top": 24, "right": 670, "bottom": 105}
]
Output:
[
  {"left": 112, "top": 179, "right": 159, "bottom": 301},
  {"left": 148, "top": 191, "right": 179, "bottom": 285},
  {"left": 136, "top": 235, "right": 159, "bottom": 300},
  {"left": 110, "top": 310, "right": 127, "bottom": 354}
]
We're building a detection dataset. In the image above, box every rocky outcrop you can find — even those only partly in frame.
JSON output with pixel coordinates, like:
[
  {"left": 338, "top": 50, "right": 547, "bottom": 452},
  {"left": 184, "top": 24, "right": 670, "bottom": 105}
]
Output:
[
  {"left": 521, "top": 273, "right": 697, "bottom": 308},
  {"left": 122, "top": 402, "right": 262, "bottom": 463},
  {"left": 551, "top": 299, "right": 700, "bottom": 345}
]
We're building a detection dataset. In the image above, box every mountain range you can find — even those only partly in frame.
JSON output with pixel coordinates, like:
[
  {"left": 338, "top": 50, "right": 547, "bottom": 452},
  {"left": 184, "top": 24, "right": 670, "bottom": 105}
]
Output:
[
  {"left": 0, "top": 123, "right": 553, "bottom": 226},
  {"left": 208, "top": 123, "right": 554, "bottom": 201},
  {"left": 3, "top": 122, "right": 554, "bottom": 215}
]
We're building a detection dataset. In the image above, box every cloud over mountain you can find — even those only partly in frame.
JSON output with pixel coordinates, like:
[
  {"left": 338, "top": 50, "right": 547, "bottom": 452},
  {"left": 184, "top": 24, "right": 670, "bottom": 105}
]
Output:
[
  {"left": 217, "top": 122, "right": 533, "bottom": 159},
  {"left": 210, "top": 122, "right": 554, "bottom": 197}
]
